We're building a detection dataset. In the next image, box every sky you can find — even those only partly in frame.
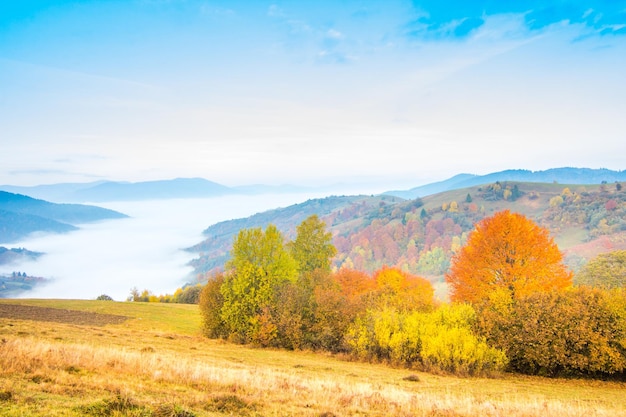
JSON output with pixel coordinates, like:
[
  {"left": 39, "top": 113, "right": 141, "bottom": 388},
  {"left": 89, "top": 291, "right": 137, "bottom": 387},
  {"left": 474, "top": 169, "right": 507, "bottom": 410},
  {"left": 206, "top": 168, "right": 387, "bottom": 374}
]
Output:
[{"left": 1, "top": 0, "right": 625, "bottom": 189}]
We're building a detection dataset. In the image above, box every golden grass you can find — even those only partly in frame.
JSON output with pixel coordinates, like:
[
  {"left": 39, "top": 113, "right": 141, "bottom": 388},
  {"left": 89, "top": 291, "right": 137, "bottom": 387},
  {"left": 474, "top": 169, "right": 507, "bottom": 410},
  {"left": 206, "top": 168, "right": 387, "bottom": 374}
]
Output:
[{"left": 1, "top": 299, "right": 625, "bottom": 416}]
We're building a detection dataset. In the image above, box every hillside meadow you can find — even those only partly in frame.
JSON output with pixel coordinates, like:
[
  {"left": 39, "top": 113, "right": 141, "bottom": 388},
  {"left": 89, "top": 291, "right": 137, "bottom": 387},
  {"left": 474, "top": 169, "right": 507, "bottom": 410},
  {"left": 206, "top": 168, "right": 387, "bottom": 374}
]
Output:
[{"left": 1, "top": 299, "right": 625, "bottom": 417}]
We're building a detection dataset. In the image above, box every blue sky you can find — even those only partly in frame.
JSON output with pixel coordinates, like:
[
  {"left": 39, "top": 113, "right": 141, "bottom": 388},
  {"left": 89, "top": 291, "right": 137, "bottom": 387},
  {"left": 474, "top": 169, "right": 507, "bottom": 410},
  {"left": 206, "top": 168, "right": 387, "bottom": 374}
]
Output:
[{"left": 1, "top": 1, "right": 625, "bottom": 188}]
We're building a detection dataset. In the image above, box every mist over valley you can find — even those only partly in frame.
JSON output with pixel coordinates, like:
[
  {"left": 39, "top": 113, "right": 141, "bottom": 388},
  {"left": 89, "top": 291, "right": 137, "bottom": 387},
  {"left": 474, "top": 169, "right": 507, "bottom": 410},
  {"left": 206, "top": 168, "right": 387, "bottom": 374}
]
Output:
[{"left": 1, "top": 193, "right": 336, "bottom": 300}]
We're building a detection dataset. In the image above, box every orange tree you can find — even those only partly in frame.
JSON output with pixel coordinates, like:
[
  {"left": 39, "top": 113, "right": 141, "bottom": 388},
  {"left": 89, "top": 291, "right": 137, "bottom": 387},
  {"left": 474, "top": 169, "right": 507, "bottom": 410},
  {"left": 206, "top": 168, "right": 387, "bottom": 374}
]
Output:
[
  {"left": 373, "top": 266, "right": 434, "bottom": 312},
  {"left": 445, "top": 210, "right": 572, "bottom": 304}
]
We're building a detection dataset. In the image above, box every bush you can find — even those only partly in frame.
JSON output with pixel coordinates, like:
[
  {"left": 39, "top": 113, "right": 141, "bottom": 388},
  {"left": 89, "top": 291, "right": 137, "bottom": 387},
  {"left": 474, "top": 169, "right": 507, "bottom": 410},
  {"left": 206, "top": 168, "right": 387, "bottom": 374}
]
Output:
[
  {"left": 96, "top": 294, "right": 113, "bottom": 301},
  {"left": 176, "top": 285, "right": 203, "bottom": 304},
  {"left": 346, "top": 304, "right": 507, "bottom": 375},
  {"left": 575, "top": 250, "right": 626, "bottom": 290},
  {"left": 477, "top": 287, "right": 626, "bottom": 376}
]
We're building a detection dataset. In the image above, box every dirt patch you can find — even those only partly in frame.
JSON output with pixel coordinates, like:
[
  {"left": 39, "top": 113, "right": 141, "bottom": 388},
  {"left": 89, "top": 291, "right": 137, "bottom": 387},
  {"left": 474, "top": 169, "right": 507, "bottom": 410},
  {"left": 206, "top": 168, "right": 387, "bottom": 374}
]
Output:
[{"left": 0, "top": 304, "right": 128, "bottom": 326}]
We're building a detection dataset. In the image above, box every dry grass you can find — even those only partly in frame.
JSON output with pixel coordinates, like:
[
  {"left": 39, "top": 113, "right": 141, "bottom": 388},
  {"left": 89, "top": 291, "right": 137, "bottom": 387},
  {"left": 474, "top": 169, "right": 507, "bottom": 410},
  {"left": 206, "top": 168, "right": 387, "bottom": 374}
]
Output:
[{"left": 1, "top": 299, "right": 625, "bottom": 416}]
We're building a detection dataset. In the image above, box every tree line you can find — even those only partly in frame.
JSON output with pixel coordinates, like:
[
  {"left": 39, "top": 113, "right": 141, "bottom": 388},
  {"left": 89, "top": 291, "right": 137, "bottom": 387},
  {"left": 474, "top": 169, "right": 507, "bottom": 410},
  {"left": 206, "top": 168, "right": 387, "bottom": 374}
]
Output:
[{"left": 197, "top": 211, "right": 626, "bottom": 378}]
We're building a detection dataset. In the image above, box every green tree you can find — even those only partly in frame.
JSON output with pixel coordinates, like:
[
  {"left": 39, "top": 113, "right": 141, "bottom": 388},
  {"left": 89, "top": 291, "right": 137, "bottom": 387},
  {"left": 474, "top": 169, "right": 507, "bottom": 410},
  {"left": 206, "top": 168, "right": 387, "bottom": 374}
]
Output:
[
  {"left": 288, "top": 214, "right": 336, "bottom": 274},
  {"left": 96, "top": 294, "right": 113, "bottom": 301},
  {"left": 416, "top": 247, "right": 449, "bottom": 275},
  {"left": 220, "top": 225, "right": 298, "bottom": 344},
  {"left": 199, "top": 273, "right": 227, "bottom": 338},
  {"left": 511, "top": 184, "right": 521, "bottom": 200}
]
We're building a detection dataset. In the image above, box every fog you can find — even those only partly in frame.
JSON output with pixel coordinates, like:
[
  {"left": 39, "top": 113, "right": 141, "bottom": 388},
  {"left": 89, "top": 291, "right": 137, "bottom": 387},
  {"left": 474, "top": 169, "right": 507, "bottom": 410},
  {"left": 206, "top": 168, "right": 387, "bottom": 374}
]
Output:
[{"left": 3, "top": 192, "right": 337, "bottom": 301}]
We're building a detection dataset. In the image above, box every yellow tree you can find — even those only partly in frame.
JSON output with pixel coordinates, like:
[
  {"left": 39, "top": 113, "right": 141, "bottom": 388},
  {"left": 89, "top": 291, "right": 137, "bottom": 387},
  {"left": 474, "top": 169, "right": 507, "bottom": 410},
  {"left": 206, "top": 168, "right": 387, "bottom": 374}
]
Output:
[{"left": 446, "top": 210, "right": 572, "bottom": 304}]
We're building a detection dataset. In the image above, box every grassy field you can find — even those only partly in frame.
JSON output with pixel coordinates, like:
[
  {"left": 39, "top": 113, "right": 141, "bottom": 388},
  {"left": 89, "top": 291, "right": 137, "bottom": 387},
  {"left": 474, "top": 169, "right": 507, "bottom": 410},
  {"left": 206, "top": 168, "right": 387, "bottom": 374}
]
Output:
[{"left": 1, "top": 299, "right": 625, "bottom": 416}]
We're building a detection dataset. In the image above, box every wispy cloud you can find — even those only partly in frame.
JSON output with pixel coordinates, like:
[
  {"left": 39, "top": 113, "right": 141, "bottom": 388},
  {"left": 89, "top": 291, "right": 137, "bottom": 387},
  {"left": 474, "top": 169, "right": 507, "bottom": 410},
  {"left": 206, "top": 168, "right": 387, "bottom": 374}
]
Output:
[
  {"left": 266, "top": 4, "right": 357, "bottom": 64},
  {"left": 199, "top": 4, "right": 235, "bottom": 17},
  {"left": 0, "top": 58, "right": 157, "bottom": 90},
  {"left": 406, "top": 1, "right": 626, "bottom": 40}
]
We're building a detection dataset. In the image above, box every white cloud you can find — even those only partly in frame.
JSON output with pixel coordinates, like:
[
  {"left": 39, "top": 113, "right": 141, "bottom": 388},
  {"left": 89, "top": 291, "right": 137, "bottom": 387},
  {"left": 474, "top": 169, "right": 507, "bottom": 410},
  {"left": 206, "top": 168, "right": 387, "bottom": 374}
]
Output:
[
  {"left": 200, "top": 5, "right": 235, "bottom": 17},
  {"left": 267, "top": 4, "right": 285, "bottom": 18},
  {"left": 326, "top": 29, "right": 344, "bottom": 39}
]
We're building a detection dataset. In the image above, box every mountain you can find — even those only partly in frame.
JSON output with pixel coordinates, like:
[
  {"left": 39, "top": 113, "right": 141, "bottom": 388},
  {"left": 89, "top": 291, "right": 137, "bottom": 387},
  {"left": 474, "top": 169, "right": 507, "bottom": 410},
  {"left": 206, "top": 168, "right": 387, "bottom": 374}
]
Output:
[
  {"left": 385, "top": 173, "right": 476, "bottom": 199},
  {"left": 0, "top": 209, "right": 77, "bottom": 243},
  {"left": 0, "top": 181, "right": 108, "bottom": 203},
  {"left": 385, "top": 168, "right": 626, "bottom": 199},
  {"left": 188, "top": 180, "right": 626, "bottom": 287},
  {"left": 0, "top": 247, "right": 43, "bottom": 266},
  {"left": 3, "top": 167, "right": 624, "bottom": 203},
  {"left": 0, "top": 191, "right": 127, "bottom": 243},
  {"left": 0, "top": 178, "right": 232, "bottom": 202},
  {"left": 0, "top": 178, "right": 320, "bottom": 203},
  {"left": 70, "top": 178, "right": 233, "bottom": 202}
]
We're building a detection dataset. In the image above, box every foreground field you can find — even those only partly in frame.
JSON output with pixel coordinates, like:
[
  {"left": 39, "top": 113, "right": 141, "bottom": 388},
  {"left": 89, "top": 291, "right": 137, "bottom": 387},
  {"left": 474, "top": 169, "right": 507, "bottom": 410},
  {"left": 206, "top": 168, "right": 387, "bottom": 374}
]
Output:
[{"left": 1, "top": 299, "right": 625, "bottom": 416}]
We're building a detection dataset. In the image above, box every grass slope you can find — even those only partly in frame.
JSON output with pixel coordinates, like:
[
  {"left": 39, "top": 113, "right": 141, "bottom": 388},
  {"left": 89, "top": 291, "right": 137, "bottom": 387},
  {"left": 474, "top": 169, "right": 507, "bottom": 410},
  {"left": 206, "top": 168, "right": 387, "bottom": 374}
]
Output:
[{"left": 1, "top": 299, "right": 625, "bottom": 416}]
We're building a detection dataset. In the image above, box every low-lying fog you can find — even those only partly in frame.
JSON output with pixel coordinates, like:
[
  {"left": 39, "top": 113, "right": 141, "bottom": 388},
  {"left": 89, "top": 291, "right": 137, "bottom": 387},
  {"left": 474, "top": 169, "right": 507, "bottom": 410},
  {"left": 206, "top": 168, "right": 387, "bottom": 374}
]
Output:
[{"left": 4, "top": 193, "right": 336, "bottom": 301}]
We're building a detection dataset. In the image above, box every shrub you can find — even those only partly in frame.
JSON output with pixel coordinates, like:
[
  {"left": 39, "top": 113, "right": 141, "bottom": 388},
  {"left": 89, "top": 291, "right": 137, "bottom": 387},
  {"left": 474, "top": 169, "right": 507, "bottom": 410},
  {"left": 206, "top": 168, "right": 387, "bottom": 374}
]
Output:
[
  {"left": 575, "top": 250, "right": 626, "bottom": 290},
  {"left": 176, "top": 284, "right": 203, "bottom": 304},
  {"left": 477, "top": 287, "right": 626, "bottom": 376},
  {"left": 346, "top": 304, "right": 507, "bottom": 375}
]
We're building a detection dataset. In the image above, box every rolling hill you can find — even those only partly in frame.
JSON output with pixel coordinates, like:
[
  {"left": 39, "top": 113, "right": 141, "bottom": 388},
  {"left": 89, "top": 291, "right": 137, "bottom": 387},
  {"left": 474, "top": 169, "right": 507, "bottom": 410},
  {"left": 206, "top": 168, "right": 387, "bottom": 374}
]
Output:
[
  {"left": 385, "top": 167, "right": 626, "bottom": 199},
  {"left": 188, "top": 180, "right": 626, "bottom": 288},
  {"left": 0, "top": 191, "right": 127, "bottom": 244},
  {"left": 187, "top": 194, "right": 403, "bottom": 274}
]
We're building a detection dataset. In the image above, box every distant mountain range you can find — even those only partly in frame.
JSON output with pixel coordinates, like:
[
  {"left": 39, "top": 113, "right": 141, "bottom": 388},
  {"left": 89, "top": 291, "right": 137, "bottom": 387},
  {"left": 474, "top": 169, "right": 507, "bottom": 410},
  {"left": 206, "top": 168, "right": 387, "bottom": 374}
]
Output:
[
  {"left": 0, "top": 178, "right": 319, "bottom": 203},
  {"left": 2, "top": 168, "right": 623, "bottom": 203},
  {"left": 385, "top": 168, "right": 626, "bottom": 199},
  {"left": 0, "top": 191, "right": 127, "bottom": 244}
]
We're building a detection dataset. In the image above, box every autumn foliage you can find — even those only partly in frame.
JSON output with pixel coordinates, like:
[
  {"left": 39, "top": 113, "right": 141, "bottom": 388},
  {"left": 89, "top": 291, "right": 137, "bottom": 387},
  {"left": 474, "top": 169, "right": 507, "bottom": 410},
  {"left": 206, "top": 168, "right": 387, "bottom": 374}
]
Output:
[
  {"left": 446, "top": 210, "right": 572, "bottom": 304},
  {"left": 197, "top": 210, "right": 626, "bottom": 379},
  {"left": 373, "top": 266, "right": 434, "bottom": 312},
  {"left": 476, "top": 287, "right": 626, "bottom": 376},
  {"left": 575, "top": 250, "right": 626, "bottom": 290}
]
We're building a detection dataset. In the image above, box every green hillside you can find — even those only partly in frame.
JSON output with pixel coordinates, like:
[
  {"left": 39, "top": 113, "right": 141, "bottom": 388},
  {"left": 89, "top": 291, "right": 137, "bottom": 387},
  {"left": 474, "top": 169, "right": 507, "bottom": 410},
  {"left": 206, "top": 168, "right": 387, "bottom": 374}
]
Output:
[{"left": 189, "top": 181, "right": 626, "bottom": 284}]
